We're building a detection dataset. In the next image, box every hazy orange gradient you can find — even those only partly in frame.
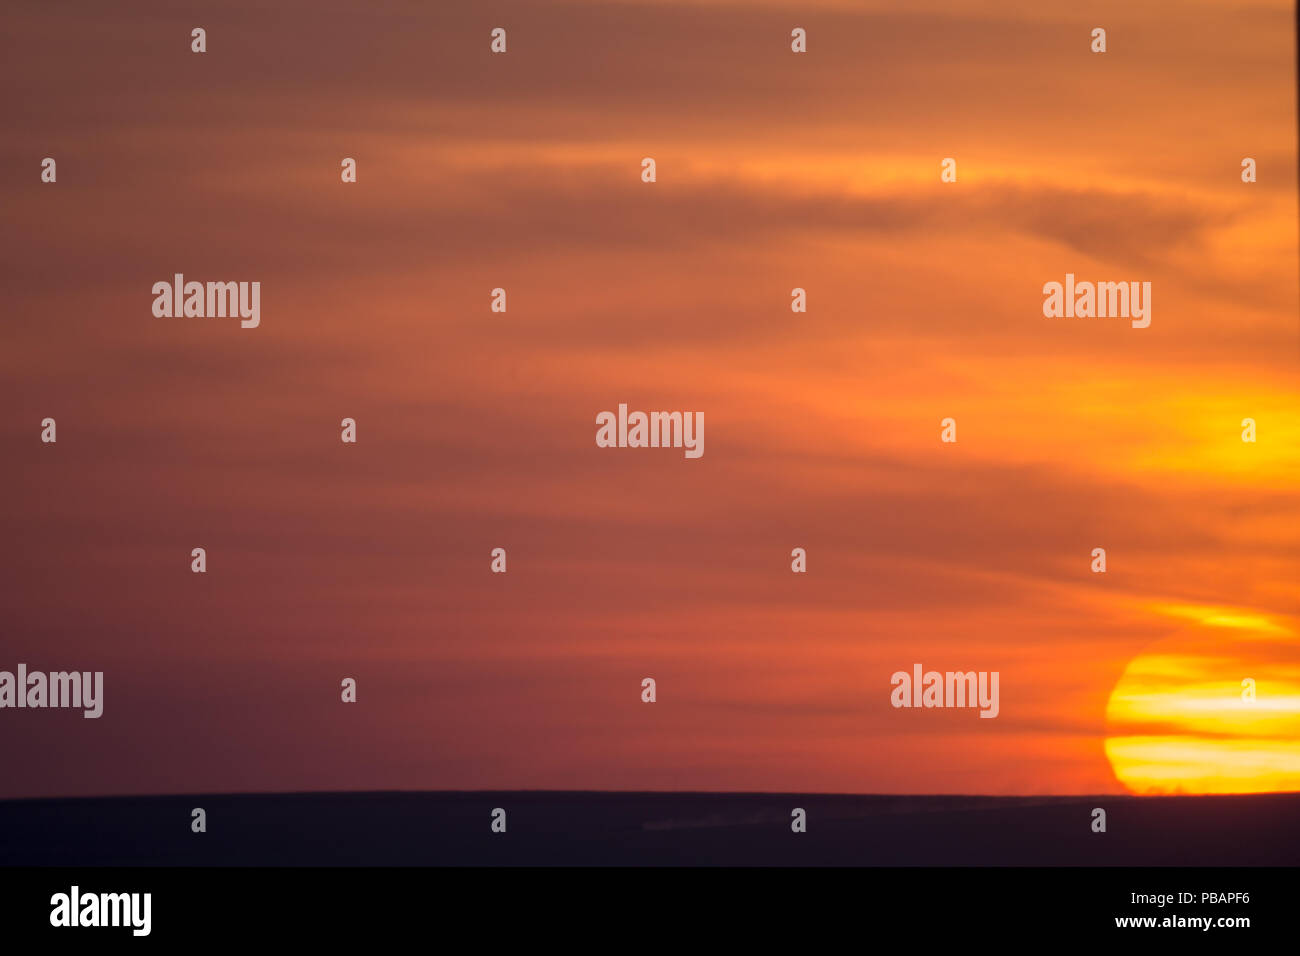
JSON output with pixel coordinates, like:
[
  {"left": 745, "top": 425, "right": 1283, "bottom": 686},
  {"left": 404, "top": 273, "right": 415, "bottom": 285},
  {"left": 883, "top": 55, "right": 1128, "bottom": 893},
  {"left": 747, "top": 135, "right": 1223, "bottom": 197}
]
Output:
[{"left": 0, "top": 0, "right": 1296, "bottom": 798}]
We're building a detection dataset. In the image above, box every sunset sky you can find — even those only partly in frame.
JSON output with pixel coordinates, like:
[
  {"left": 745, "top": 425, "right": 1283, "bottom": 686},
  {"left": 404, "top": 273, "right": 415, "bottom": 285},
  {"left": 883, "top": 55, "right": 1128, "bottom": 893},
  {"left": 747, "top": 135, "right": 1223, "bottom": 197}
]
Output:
[{"left": 2, "top": 0, "right": 1297, "bottom": 798}]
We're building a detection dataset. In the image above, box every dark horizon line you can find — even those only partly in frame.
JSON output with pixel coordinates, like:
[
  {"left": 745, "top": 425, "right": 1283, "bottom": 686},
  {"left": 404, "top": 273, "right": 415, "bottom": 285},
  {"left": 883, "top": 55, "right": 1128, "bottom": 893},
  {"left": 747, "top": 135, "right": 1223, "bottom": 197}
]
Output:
[{"left": 5, "top": 787, "right": 1298, "bottom": 803}]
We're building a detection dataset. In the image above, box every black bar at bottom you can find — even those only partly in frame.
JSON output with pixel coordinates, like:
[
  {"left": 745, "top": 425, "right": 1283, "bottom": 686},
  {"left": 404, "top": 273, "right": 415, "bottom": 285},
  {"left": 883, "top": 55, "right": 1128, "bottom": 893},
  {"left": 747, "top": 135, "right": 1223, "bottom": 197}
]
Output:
[{"left": 0, "top": 866, "right": 1288, "bottom": 943}]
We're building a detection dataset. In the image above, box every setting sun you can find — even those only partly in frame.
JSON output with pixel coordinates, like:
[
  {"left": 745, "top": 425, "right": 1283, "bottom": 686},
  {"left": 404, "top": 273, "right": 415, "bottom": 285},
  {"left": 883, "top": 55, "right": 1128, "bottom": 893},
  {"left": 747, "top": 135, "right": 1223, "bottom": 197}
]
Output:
[{"left": 1104, "top": 614, "right": 1300, "bottom": 794}]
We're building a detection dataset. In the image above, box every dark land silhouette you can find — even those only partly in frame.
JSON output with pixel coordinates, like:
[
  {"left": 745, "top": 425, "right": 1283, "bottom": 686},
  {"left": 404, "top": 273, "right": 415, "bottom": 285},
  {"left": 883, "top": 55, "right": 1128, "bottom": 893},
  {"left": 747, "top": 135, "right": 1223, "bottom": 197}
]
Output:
[{"left": 2, "top": 791, "right": 1297, "bottom": 866}]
